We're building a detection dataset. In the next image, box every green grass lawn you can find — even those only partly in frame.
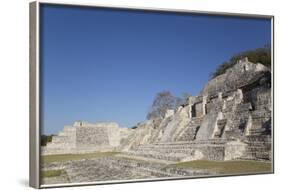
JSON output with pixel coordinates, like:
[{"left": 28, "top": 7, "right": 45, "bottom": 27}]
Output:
[
  {"left": 41, "top": 169, "right": 64, "bottom": 178},
  {"left": 41, "top": 169, "right": 70, "bottom": 184},
  {"left": 172, "top": 160, "right": 272, "bottom": 174},
  {"left": 42, "top": 152, "right": 120, "bottom": 163}
]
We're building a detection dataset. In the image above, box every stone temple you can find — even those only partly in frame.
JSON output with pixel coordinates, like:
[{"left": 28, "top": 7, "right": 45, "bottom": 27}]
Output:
[
  {"left": 43, "top": 57, "right": 272, "bottom": 162},
  {"left": 42, "top": 121, "right": 131, "bottom": 155}
]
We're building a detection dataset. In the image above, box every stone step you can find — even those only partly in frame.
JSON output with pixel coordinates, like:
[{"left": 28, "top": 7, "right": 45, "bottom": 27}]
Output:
[
  {"left": 217, "top": 119, "right": 227, "bottom": 126},
  {"left": 186, "top": 117, "right": 203, "bottom": 125},
  {"left": 63, "top": 127, "right": 76, "bottom": 132},
  {"left": 116, "top": 154, "right": 176, "bottom": 164},
  {"left": 235, "top": 103, "right": 252, "bottom": 112},
  {"left": 177, "top": 126, "right": 199, "bottom": 141},
  {"left": 51, "top": 136, "right": 74, "bottom": 143},
  {"left": 241, "top": 152, "right": 271, "bottom": 160},
  {"left": 58, "top": 131, "right": 76, "bottom": 136},
  {"left": 132, "top": 147, "right": 200, "bottom": 154},
  {"left": 129, "top": 142, "right": 225, "bottom": 161},
  {"left": 134, "top": 143, "right": 225, "bottom": 150},
  {"left": 124, "top": 151, "right": 187, "bottom": 162},
  {"left": 214, "top": 119, "right": 227, "bottom": 138}
]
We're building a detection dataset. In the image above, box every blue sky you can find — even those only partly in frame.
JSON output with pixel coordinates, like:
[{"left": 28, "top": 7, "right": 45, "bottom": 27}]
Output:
[{"left": 40, "top": 4, "right": 271, "bottom": 135}]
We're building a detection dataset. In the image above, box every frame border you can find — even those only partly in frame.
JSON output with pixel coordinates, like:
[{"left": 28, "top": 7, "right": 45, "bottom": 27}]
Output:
[
  {"left": 29, "top": 1, "right": 274, "bottom": 188},
  {"left": 30, "top": 1, "right": 40, "bottom": 188}
]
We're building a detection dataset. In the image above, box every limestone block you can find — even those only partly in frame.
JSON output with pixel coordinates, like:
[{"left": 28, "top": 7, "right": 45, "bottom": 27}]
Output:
[
  {"left": 201, "top": 59, "right": 270, "bottom": 95},
  {"left": 196, "top": 112, "right": 218, "bottom": 140},
  {"left": 224, "top": 141, "right": 247, "bottom": 160},
  {"left": 195, "top": 102, "right": 203, "bottom": 117},
  {"left": 165, "top": 109, "right": 175, "bottom": 118}
]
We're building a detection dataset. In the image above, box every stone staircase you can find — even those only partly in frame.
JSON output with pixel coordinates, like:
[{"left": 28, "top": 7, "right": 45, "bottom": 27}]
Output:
[
  {"left": 214, "top": 119, "right": 227, "bottom": 138},
  {"left": 123, "top": 140, "right": 226, "bottom": 162},
  {"left": 42, "top": 127, "right": 76, "bottom": 155},
  {"left": 47, "top": 127, "right": 76, "bottom": 147},
  {"left": 239, "top": 135, "right": 271, "bottom": 160},
  {"left": 176, "top": 117, "right": 203, "bottom": 141},
  {"left": 223, "top": 103, "right": 252, "bottom": 139}
]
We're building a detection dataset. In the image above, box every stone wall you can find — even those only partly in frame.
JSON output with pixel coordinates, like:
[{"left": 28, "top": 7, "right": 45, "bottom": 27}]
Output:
[
  {"left": 76, "top": 126, "right": 109, "bottom": 147},
  {"left": 124, "top": 141, "right": 226, "bottom": 162},
  {"left": 76, "top": 122, "right": 120, "bottom": 148},
  {"left": 42, "top": 122, "right": 124, "bottom": 155},
  {"left": 201, "top": 58, "right": 270, "bottom": 96},
  {"left": 123, "top": 59, "right": 272, "bottom": 161}
]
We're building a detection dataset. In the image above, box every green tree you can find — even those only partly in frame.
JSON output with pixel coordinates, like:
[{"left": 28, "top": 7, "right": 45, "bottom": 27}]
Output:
[
  {"left": 41, "top": 135, "right": 54, "bottom": 146},
  {"left": 211, "top": 45, "right": 271, "bottom": 79}
]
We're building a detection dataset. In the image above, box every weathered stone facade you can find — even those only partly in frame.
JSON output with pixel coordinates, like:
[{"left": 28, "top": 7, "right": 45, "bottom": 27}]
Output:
[
  {"left": 43, "top": 58, "right": 272, "bottom": 162},
  {"left": 119, "top": 58, "right": 272, "bottom": 162}
]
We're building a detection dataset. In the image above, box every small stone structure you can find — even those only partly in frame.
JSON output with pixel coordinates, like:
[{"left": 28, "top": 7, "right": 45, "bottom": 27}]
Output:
[
  {"left": 43, "top": 58, "right": 272, "bottom": 162},
  {"left": 42, "top": 121, "right": 128, "bottom": 155}
]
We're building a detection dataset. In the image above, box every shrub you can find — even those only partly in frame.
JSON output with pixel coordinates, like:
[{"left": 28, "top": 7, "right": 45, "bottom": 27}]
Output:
[{"left": 41, "top": 135, "right": 54, "bottom": 146}]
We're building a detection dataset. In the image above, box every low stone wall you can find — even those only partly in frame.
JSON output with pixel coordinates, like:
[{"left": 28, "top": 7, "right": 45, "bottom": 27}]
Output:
[
  {"left": 125, "top": 141, "right": 226, "bottom": 162},
  {"left": 41, "top": 156, "right": 214, "bottom": 184}
]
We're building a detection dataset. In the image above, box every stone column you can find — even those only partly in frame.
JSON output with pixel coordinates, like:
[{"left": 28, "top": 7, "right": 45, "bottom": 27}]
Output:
[
  {"left": 245, "top": 114, "right": 252, "bottom": 136},
  {"left": 188, "top": 96, "right": 196, "bottom": 118},
  {"left": 235, "top": 89, "right": 243, "bottom": 104},
  {"left": 202, "top": 95, "right": 208, "bottom": 115},
  {"left": 218, "top": 92, "right": 223, "bottom": 101},
  {"left": 188, "top": 104, "right": 192, "bottom": 118}
]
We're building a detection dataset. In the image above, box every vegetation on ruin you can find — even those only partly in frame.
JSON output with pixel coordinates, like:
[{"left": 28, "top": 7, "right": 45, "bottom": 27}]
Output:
[
  {"left": 173, "top": 160, "right": 272, "bottom": 174},
  {"left": 211, "top": 45, "right": 271, "bottom": 79},
  {"left": 41, "top": 135, "right": 54, "bottom": 146},
  {"left": 42, "top": 152, "right": 120, "bottom": 163}
]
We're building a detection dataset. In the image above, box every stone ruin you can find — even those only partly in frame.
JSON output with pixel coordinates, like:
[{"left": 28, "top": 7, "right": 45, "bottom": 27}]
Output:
[
  {"left": 43, "top": 58, "right": 272, "bottom": 162},
  {"left": 42, "top": 121, "right": 131, "bottom": 155}
]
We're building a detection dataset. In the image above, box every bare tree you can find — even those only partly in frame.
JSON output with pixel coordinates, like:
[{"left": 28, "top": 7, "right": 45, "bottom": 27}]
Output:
[
  {"left": 180, "top": 92, "right": 191, "bottom": 105},
  {"left": 147, "top": 91, "right": 191, "bottom": 120},
  {"left": 147, "top": 91, "right": 176, "bottom": 120}
]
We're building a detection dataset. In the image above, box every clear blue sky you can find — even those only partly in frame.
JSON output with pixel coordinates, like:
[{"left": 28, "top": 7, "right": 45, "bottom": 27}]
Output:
[{"left": 40, "top": 4, "right": 271, "bottom": 135}]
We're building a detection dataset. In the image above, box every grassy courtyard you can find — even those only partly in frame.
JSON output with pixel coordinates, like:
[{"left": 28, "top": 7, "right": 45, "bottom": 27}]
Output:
[
  {"left": 41, "top": 169, "right": 64, "bottom": 178},
  {"left": 41, "top": 152, "right": 121, "bottom": 184},
  {"left": 42, "top": 152, "right": 120, "bottom": 163},
  {"left": 41, "top": 169, "right": 70, "bottom": 184},
  {"left": 173, "top": 160, "right": 272, "bottom": 174},
  {"left": 41, "top": 152, "right": 272, "bottom": 184}
]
